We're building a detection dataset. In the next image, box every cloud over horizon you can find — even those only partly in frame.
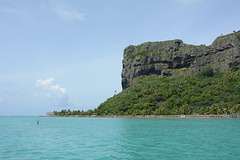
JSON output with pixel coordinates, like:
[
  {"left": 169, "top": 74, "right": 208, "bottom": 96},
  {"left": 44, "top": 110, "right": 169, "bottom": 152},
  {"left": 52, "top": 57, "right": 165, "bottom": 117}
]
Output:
[{"left": 36, "top": 78, "right": 71, "bottom": 107}]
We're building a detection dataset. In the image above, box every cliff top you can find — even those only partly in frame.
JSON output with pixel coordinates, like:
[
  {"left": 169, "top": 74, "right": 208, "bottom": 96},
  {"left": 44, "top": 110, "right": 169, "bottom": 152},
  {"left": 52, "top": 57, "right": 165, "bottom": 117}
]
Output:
[
  {"left": 124, "top": 31, "right": 240, "bottom": 60},
  {"left": 121, "top": 30, "right": 240, "bottom": 89}
]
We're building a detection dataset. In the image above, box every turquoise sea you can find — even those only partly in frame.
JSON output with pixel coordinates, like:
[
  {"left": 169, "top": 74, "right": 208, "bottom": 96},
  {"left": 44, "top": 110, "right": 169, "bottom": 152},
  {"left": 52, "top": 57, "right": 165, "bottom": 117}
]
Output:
[{"left": 0, "top": 117, "right": 239, "bottom": 160}]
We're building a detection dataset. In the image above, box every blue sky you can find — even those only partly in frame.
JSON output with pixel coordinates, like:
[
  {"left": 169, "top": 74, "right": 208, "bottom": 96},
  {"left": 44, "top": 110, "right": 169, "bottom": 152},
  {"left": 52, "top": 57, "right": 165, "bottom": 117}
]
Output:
[{"left": 0, "top": 0, "right": 240, "bottom": 116}]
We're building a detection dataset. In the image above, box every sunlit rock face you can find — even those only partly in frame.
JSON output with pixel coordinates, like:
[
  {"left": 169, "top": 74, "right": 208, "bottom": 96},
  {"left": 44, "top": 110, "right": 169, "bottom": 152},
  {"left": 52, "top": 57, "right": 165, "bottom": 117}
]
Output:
[{"left": 121, "top": 31, "right": 240, "bottom": 90}]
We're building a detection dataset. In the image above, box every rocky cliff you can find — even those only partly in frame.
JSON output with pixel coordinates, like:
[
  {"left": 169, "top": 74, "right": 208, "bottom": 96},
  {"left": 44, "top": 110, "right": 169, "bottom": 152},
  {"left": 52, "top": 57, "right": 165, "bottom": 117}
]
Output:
[{"left": 121, "top": 31, "right": 240, "bottom": 90}]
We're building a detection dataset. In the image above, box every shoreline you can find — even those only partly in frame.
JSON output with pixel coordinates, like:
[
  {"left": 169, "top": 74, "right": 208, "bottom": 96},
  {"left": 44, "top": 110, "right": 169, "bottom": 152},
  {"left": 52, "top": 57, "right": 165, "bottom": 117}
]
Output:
[{"left": 44, "top": 114, "right": 240, "bottom": 119}]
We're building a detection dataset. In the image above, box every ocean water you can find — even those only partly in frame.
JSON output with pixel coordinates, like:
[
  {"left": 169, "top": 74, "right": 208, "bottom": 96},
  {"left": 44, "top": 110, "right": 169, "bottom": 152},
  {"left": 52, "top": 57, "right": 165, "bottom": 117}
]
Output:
[{"left": 0, "top": 117, "right": 239, "bottom": 160}]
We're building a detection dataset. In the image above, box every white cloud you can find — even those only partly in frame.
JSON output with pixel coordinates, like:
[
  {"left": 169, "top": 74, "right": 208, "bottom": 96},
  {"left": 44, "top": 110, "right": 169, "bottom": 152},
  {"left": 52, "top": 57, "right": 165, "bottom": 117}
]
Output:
[
  {"left": 36, "top": 78, "right": 55, "bottom": 89},
  {"left": 36, "top": 78, "right": 67, "bottom": 98},
  {"left": 49, "top": 1, "right": 85, "bottom": 22},
  {"left": 35, "top": 78, "right": 72, "bottom": 108},
  {"left": 49, "top": 84, "right": 66, "bottom": 94}
]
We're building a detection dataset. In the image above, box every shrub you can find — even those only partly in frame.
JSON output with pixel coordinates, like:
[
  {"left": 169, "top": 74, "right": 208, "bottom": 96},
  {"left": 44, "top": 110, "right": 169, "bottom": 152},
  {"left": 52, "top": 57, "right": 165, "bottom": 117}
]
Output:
[
  {"left": 202, "top": 67, "right": 214, "bottom": 77},
  {"left": 231, "top": 66, "right": 239, "bottom": 72}
]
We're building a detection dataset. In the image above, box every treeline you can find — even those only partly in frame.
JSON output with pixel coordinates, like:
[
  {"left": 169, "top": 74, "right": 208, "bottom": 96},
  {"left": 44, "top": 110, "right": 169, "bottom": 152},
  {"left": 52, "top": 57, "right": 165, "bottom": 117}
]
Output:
[
  {"left": 53, "top": 109, "right": 94, "bottom": 116},
  {"left": 54, "top": 67, "right": 240, "bottom": 116},
  {"left": 95, "top": 67, "right": 240, "bottom": 115}
]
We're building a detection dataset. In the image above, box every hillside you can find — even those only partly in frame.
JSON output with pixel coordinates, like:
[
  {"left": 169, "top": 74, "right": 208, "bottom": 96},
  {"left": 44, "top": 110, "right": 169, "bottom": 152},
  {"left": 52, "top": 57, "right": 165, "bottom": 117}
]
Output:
[
  {"left": 96, "top": 69, "right": 240, "bottom": 115},
  {"left": 95, "top": 31, "right": 240, "bottom": 115}
]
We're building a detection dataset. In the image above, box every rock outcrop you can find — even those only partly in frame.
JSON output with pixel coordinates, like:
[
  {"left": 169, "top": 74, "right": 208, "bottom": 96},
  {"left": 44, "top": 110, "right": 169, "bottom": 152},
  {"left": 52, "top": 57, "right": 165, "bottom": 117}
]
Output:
[{"left": 121, "top": 31, "right": 240, "bottom": 90}]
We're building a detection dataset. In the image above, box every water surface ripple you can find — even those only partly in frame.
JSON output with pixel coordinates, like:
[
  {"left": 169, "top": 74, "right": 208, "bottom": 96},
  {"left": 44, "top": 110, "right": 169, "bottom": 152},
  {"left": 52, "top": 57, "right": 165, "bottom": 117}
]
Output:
[{"left": 0, "top": 117, "right": 239, "bottom": 160}]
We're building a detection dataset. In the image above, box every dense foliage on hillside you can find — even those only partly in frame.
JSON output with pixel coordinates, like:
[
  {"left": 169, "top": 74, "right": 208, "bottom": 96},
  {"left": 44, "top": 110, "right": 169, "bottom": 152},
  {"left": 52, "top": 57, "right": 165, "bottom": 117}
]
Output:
[
  {"left": 54, "top": 67, "right": 240, "bottom": 116},
  {"left": 95, "top": 67, "right": 240, "bottom": 115}
]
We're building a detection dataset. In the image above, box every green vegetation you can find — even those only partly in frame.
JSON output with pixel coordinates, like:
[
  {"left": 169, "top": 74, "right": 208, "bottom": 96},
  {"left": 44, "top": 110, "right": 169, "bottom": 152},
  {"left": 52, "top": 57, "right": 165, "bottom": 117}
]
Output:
[
  {"left": 231, "top": 66, "right": 239, "bottom": 72},
  {"left": 177, "top": 68, "right": 188, "bottom": 72},
  {"left": 205, "top": 45, "right": 212, "bottom": 50},
  {"left": 202, "top": 67, "right": 214, "bottom": 77},
  {"left": 54, "top": 68, "right": 240, "bottom": 116},
  {"left": 127, "top": 50, "right": 154, "bottom": 60},
  {"left": 95, "top": 68, "right": 240, "bottom": 115},
  {"left": 167, "top": 68, "right": 189, "bottom": 75},
  {"left": 127, "top": 50, "right": 172, "bottom": 60},
  {"left": 216, "top": 31, "right": 240, "bottom": 40},
  {"left": 53, "top": 109, "right": 94, "bottom": 116}
]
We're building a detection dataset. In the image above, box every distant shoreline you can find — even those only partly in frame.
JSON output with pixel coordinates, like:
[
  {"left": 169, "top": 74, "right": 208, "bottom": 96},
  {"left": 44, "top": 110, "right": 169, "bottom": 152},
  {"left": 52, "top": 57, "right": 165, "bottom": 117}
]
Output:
[{"left": 44, "top": 114, "right": 240, "bottom": 119}]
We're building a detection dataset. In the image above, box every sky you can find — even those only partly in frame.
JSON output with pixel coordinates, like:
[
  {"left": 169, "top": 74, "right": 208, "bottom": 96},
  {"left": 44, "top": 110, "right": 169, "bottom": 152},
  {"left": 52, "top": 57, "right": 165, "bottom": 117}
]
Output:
[{"left": 0, "top": 0, "right": 240, "bottom": 116}]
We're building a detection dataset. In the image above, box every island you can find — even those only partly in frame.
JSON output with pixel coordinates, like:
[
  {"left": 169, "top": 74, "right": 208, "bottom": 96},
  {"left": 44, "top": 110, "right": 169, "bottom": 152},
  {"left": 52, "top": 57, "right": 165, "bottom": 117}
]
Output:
[{"left": 53, "top": 30, "right": 240, "bottom": 117}]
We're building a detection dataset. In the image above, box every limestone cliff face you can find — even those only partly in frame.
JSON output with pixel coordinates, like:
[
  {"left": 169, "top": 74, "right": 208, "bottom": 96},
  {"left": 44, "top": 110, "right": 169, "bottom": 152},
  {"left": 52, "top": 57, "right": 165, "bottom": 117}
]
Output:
[{"left": 121, "top": 31, "right": 240, "bottom": 90}]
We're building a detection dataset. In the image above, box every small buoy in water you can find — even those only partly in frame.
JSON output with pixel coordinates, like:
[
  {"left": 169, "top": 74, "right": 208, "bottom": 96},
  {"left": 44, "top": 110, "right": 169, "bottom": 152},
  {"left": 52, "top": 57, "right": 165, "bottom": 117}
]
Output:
[
  {"left": 37, "top": 120, "right": 39, "bottom": 125},
  {"left": 205, "top": 120, "right": 207, "bottom": 121}
]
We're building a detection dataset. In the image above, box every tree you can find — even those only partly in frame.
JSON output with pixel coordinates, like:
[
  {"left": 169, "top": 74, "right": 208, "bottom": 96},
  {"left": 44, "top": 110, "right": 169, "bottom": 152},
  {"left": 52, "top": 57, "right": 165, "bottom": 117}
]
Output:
[
  {"left": 202, "top": 67, "right": 214, "bottom": 77},
  {"left": 179, "top": 104, "right": 193, "bottom": 115}
]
